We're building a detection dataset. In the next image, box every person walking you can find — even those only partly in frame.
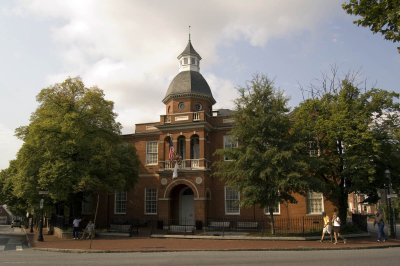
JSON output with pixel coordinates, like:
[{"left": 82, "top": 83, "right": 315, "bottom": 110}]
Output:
[
  {"left": 320, "top": 211, "right": 333, "bottom": 243},
  {"left": 332, "top": 212, "right": 346, "bottom": 244},
  {"left": 72, "top": 217, "right": 82, "bottom": 240},
  {"left": 374, "top": 211, "right": 387, "bottom": 242}
]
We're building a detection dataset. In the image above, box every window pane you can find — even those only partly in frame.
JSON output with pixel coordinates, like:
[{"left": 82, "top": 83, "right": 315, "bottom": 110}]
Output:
[
  {"left": 223, "top": 135, "right": 238, "bottom": 161},
  {"left": 307, "top": 192, "right": 323, "bottom": 214},
  {"left": 115, "top": 191, "right": 127, "bottom": 214},
  {"left": 225, "top": 187, "right": 240, "bottom": 214},
  {"left": 145, "top": 188, "right": 157, "bottom": 214},
  {"left": 146, "top": 141, "right": 158, "bottom": 165}
]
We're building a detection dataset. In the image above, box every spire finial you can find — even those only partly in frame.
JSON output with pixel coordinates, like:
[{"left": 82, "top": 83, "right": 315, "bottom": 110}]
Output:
[{"left": 188, "top": 25, "right": 191, "bottom": 41}]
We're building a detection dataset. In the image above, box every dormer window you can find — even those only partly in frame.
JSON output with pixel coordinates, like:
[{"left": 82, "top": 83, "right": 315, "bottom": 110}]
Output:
[{"left": 184, "top": 58, "right": 188, "bottom": 64}]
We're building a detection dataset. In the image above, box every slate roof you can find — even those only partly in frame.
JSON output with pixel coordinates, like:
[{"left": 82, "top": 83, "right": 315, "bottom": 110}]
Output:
[
  {"left": 177, "top": 40, "right": 201, "bottom": 60},
  {"left": 163, "top": 71, "right": 215, "bottom": 104}
]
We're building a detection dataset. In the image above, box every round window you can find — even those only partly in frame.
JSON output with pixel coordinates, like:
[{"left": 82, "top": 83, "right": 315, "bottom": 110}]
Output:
[
  {"left": 178, "top": 102, "right": 185, "bottom": 110},
  {"left": 195, "top": 103, "right": 202, "bottom": 111}
]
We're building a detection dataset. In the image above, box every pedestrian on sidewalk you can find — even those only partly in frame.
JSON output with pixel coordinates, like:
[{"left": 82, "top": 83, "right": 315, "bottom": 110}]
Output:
[
  {"left": 373, "top": 211, "right": 387, "bottom": 242},
  {"left": 332, "top": 212, "right": 346, "bottom": 244},
  {"left": 72, "top": 217, "right": 81, "bottom": 240},
  {"left": 81, "top": 220, "right": 95, "bottom": 240},
  {"left": 320, "top": 211, "right": 333, "bottom": 243}
]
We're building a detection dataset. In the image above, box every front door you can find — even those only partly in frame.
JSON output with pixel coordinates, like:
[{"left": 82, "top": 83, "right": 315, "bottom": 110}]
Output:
[{"left": 179, "top": 187, "right": 194, "bottom": 225}]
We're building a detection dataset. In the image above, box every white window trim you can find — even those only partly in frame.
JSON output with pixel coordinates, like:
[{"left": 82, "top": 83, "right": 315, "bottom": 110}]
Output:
[
  {"left": 224, "top": 186, "right": 240, "bottom": 215},
  {"left": 223, "top": 135, "right": 238, "bottom": 161},
  {"left": 306, "top": 192, "right": 324, "bottom": 215},
  {"left": 114, "top": 191, "right": 127, "bottom": 215},
  {"left": 146, "top": 141, "right": 158, "bottom": 165},
  {"left": 264, "top": 203, "right": 281, "bottom": 215},
  {"left": 144, "top": 188, "right": 158, "bottom": 215}
]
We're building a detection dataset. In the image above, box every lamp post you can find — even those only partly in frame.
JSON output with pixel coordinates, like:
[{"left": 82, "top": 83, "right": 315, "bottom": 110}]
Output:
[
  {"left": 385, "top": 169, "right": 395, "bottom": 238},
  {"left": 37, "top": 198, "right": 44, "bottom": 242}
]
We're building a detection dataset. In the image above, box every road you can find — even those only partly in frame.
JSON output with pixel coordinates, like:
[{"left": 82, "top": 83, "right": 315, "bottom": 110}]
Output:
[
  {"left": 1, "top": 247, "right": 400, "bottom": 265},
  {"left": 0, "top": 225, "right": 28, "bottom": 252}
]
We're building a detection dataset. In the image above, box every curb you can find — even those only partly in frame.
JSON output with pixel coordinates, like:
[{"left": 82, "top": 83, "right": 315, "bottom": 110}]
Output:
[
  {"left": 31, "top": 244, "right": 400, "bottom": 253},
  {"left": 150, "top": 232, "right": 371, "bottom": 241}
]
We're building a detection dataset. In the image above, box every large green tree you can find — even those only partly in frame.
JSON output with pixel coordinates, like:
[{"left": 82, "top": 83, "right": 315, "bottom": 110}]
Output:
[
  {"left": 343, "top": 0, "right": 400, "bottom": 53},
  {"left": 213, "top": 74, "right": 314, "bottom": 234},
  {"left": 0, "top": 161, "right": 28, "bottom": 216},
  {"left": 294, "top": 77, "right": 400, "bottom": 224},
  {"left": 7, "top": 77, "right": 139, "bottom": 213}
]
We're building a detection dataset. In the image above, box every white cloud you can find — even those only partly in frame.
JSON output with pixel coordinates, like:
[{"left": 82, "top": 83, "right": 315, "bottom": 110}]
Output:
[
  {"left": 0, "top": 123, "right": 22, "bottom": 170},
  {"left": 12, "top": 0, "right": 339, "bottom": 133}
]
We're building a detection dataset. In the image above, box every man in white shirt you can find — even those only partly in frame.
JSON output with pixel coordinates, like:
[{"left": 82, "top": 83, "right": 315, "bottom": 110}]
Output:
[{"left": 72, "top": 217, "right": 81, "bottom": 239}]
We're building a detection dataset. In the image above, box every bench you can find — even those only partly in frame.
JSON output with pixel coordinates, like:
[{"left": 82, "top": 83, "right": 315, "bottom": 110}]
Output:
[
  {"left": 236, "top": 221, "right": 259, "bottom": 230},
  {"left": 208, "top": 221, "right": 230, "bottom": 230},
  {"left": 108, "top": 224, "right": 138, "bottom": 236},
  {"left": 168, "top": 225, "right": 195, "bottom": 234}
]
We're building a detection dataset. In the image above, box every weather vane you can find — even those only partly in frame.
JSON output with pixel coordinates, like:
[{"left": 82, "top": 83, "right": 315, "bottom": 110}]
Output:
[{"left": 189, "top": 25, "right": 191, "bottom": 41}]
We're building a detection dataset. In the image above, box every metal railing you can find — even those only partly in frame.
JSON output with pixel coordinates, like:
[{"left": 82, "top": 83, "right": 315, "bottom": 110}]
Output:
[
  {"left": 163, "top": 159, "right": 206, "bottom": 170},
  {"left": 146, "top": 216, "right": 324, "bottom": 236}
]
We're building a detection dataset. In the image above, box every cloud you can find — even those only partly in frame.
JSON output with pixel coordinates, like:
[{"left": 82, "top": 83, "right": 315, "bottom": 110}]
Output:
[
  {"left": 13, "top": 0, "right": 339, "bottom": 133},
  {"left": 0, "top": 123, "right": 22, "bottom": 170}
]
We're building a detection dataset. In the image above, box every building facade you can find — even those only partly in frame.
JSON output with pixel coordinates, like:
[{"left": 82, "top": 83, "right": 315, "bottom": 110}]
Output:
[{"left": 95, "top": 39, "right": 336, "bottom": 229}]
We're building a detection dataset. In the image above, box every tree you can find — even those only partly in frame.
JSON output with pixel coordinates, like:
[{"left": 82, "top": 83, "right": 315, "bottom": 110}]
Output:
[
  {"left": 213, "top": 74, "right": 314, "bottom": 234},
  {"left": 294, "top": 73, "right": 400, "bottom": 224},
  {"left": 0, "top": 161, "right": 28, "bottom": 216},
  {"left": 342, "top": 0, "right": 400, "bottom": 53},
  {"left": 9, "top": 77, "right": 139, "bottom": 214}
]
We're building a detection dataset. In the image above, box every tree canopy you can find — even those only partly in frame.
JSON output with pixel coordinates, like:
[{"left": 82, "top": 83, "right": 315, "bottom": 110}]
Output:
[
  {"left": 213, "top": 75, "right": 314, "bottom": 232},
  {"left": 2, "top": 77, "right": 139, "bottom": 211},
  {"left": 343, "top": 0, "right": 400, "bottom": 53},
  {"left": 294, "top": 75, "right": 400, "bottom": 223}
]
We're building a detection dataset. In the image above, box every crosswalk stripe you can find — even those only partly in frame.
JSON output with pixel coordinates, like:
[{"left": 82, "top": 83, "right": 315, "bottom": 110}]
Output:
[
  {"left": 0, "top": 245, "right": 5, "bottom": 251},
  {"left": 16, "top": 245, "right": 23, "bottom": 251}
]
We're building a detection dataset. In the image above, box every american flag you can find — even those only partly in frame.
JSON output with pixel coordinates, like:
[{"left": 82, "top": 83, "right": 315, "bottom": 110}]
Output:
[{"left": 169, "top": 137, "right": 174, "bottom": 161}]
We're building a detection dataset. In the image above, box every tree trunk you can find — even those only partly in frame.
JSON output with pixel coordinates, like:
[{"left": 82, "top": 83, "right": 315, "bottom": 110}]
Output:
[
  {"left": 269, "top": 208, "right": 275, "bottom": 235},
  {"left": 337, "top": 139, "right": 348, "bottom": 225}
]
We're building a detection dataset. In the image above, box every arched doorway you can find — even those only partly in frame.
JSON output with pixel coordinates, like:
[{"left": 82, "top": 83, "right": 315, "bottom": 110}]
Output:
[
  {"left": 179, "top": 187, "right": 194, "bottom": 225},
  {"left": 169, "top": 185, "right": 195, "bottom": 226}
]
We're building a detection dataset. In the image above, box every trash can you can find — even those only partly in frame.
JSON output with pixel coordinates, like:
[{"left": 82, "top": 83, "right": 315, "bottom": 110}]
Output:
[
  {"left": 157, "top": 220, "right": 163, "bottom": 230},
  {"left": 196, "top": 220, "right": 203, "bottom": 230}
]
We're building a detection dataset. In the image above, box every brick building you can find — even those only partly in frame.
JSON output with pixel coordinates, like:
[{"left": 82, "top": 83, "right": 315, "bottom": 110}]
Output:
[{"left": 95, "top": 39, "right": 336, "bottom": 230}]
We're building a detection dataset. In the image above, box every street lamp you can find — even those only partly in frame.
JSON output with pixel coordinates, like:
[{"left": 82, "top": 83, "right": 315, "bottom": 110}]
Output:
[
  {"left": 385, "top": 169, "right": 395, "bottom": 238},
  {"left": 37, "top": 198, "right": 44, "bottom": 242}
]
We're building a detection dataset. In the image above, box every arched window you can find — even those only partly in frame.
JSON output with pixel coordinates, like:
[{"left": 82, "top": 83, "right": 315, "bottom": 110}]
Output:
[
  {"left": 190, "top": 135, "right": 199, "bottom": 159},
  {"left": 177, "top": 136, "right": 186, "bottom": 160}
]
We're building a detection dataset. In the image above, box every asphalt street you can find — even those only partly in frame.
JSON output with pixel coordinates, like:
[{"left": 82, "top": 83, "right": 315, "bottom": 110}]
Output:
[
  {"left": 1, "top": 248, "right": 400, "bottom": 266},
  {"left": 0, "top": 225, "right": 28, "bottom": 252}
]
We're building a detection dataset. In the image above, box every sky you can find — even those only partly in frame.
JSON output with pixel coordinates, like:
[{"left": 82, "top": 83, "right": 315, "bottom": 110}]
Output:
[{"left": 1, "top": 0, "right": 399, "bottom": 170}]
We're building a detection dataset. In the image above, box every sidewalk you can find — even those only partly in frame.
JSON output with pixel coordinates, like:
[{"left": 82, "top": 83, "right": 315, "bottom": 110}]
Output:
[{"left": 26, "top": 229, "right": 400, "bottom": 253}]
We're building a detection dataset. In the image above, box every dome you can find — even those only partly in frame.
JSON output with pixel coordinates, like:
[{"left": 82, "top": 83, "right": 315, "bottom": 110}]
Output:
[{"left": 162, "top": 71, "right": 216, "bottom": 104}]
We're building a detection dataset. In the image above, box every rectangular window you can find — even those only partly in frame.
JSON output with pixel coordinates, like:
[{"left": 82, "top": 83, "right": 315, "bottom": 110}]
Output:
[
  {"left": 223, "top": 135, "right": 238, "bottom": 161},
  {"left": 225, "top": 186, "right": 240, "bottom": 215},
  {"left": 309, "top": 141, "right": 320, "bottom": 157},
  {"left": 306, "top": 192, "right": 324, "bottom": 214},
  {"left": 146, "top": 141, "right": 158, "bottom": 165},
  {"left": 265, "top": 203, "right": 280, "bottom": 215},
  {"left": 145, "top": 188, "right": 157, "bottom": 215},
  {"left": 114, "top": 191, "right": 127, "bottom": 214}
]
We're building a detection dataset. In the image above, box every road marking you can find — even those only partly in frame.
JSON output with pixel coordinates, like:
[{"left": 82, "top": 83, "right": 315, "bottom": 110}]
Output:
[
  {"left": 16, "top": 245, "right": 23, "bottom": 251},
  {"left": 0, "top": 245, "right": 5, "bottom": 251}
]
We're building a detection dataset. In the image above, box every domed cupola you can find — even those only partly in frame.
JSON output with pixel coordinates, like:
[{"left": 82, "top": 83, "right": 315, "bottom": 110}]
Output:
[{"left": 163, "top": 38, "right": 216, "bottom": 105}]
